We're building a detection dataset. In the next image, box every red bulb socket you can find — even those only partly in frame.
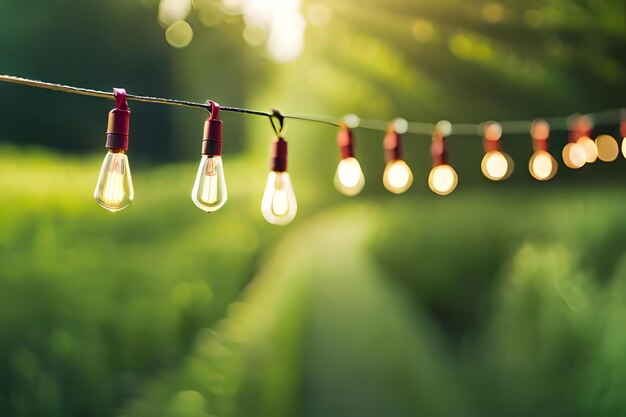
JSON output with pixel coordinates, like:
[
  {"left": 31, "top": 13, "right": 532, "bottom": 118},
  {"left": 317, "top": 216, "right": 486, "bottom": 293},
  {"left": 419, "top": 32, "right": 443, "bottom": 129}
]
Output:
[
  {"left": 202, "top": 101, "right": 222, "bottom": 156},
  {"left": 384, "top": 129, "right": 402, "bottom": 162},
  {"left": 105, "top": 88, "right": 130, "bottom": 152},
  {"left": 337, "top": 125, "right": 355, "bottom": 159},
  {"left": 271, "top": 138, "right": 288, "bottom": 172},
  {"left": 431, "top": 131, "right": 448, "bottom": 167}
]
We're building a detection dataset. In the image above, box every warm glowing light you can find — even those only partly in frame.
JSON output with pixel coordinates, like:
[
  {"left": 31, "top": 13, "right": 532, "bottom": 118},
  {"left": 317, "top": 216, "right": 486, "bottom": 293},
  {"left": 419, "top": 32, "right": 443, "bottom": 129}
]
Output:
[
  {"left": 392, "top": 118, "right": 408, "bottom": 134},
  {"left": 383, "top": 160, "right": 413, "bottom": 194},
  {"left": 242, "top": 0, "right": 306, "bottom": 63},
  {"left": 335, "top": 157, "right": 365, "bottom": 196},
  {"left": 261, "top": 171, "right": 297, "bottom": 225},
  {"left": 411, "top": 19, "right": 434, "bottom": 43},
  {"left": 343, "top": 114, "right": 360, "bottom": 129},
  {"left": 428, "top": 165, "right": 458, "bottom": 195},
  {"left": 481, "top": 151, "right": 510, "bottom": 180},
  {"left": 529, "top": 151, "right": 557, "bottom": 181},
  {"left": 595, "top": 135, "right": 619, "bottom": 162},
  {"left": 191, "top": 156, "right": 227, "bottom": 212},
  {"left": 159, "top": 0, "right": 192, "bottom": 26},
  {"left": 94, "top": 151, "right": 134, "bottom": 212},
  {"left": 576, "top": 136, "right": 598, "bottom": 163},
  {"left": 622, "top": 137, "right": 626, "bottom": 159},
  {"left": 165, "top": 20, "right": 194, "bottom": 48},
  {"left": 562, "top": 143, "right": 587, "bottom": 169}
]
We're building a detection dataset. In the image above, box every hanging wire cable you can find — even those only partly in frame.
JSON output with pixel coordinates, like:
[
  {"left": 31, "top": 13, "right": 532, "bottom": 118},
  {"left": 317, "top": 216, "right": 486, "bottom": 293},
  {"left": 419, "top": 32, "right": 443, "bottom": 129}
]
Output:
[{"left": 0, "top": 74, "right": 623, "bottom": 135}]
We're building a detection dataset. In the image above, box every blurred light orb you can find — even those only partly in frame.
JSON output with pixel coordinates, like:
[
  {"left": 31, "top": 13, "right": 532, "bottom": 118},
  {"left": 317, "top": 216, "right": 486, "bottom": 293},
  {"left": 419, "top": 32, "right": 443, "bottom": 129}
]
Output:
[
  {"left": 343, "top": 114, "right": 360, "bottom": 129},
  {"left": 159, "top": 0, "right": 192, "bottom": 26},
  {"left": 523, "top": 9, "right": 543, "bottom": 28},
  {"left": 529, "top": 151, "right": 557, "bottom": 181},
  {"left": 577, "top": 136, "right": 598, "bottom": 163},
  {"left": 383, "top": 160, "right": 413, "bottom": 194},
  {"left": 481, "top": 151, "right": 511, "bottom": 181},
  {"left": 483, "top": 121, "right": 502, "bottom": 141},
  {"left": 435, "top": 120, "right": 453, "bottom": 137},
  {"left": 428, "top": 164, "right": 458, "bottom": 195},
  {"left": 243, "top": 25, "right": 267, "bottom": 46},
  {"left": 482, "top": 2, "right": 505, "bottom": 24},
  {"left": 392, "top": 118, "right": 409, "bottom": 134},
  {"left": 305, "top": 2, "right": 332, "bottom": 26},
  {"left": 622, "top": 137, "right": 626, "bottom": 159},
  {"left": 595, "top": 135, "right": 619, "bottom": 162},
  {"left": 335, "top": 157, "right": 365, "bottom": 196},
  {"left": 531, "top": 119, "right": 550, "bottom": 140},
  {"left": 562, "top": 143, "right": 587, "bottom": 169},
  {"left": 165, "top": 21, "right": 194, "bottom": 48},
  {"left": 198, "top": 4, "right": 222, "bottom": 27},
  {"left": 242, "top": 0, "right": 306, "bottom": 63},
  {"left": 411, "top": 19, "right": 434, "bottom": 43}
]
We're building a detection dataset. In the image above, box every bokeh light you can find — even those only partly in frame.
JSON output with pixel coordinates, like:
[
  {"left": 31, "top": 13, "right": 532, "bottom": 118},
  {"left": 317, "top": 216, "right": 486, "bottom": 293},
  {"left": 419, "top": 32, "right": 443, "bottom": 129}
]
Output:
[
  {"left": 595, "top": 135, "right": 619, "bottom": 162},
  {"left": 383, "top": 159, "right": 413, "bottom": 194},
  {"left": 411, "top": 19, "right": 434, "bottom": 43},
  {"left": 577, "top": 136, "right": 598, "bottom": 163},
  {"left": 428, "top": 164, "right": 458, "bottom": 195},
  {"left": 562, "top": 143, "right": 587, "bottom": 169},
  {"left": 165, "top": 20, "right": 193, "bottom": 48},
  {"left": 529, "top": 150, "right": 557, "bottom": 181},
  {"left": 481, "top": 151, "right": 511, "bottom": 181}
]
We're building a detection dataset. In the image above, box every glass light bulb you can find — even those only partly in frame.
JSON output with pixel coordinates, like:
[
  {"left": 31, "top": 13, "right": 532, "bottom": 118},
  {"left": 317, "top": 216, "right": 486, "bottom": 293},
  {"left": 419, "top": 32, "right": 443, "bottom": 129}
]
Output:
[
  {"left": 562, "top": 143, "right": 586, "bottom": 169},
  {"left": 577, "top": 136, "right": 598, "bottom": 163},
  {"left": 428, "top": 164, "right": 458, "bottom": 195},
  {"left": 529, "top": 150, "right": 557, "bottom": 181},
  {"left": 334, "top": 157, "right": 365, "bottom": 196},
  {"left": 94, "top": 151, "right": 134, "bottom": 212},
  {"left": 191, "top": 155, "right": 227, "bottom": 212},
  {"left": 622, "top": 137, "right": 626, "bottom": 159},
  {"left": 261, "top": 171, "right": 297, "bottom": 225},
  {"left": 383, "top": 160, "right": 413, "bottom": 194},
  {"left": 481, "top": 151, "right": 509, "bottom": 180}
]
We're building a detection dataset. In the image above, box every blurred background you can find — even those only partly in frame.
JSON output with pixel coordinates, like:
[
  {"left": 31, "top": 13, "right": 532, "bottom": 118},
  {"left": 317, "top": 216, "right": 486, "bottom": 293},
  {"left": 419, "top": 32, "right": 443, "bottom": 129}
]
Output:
[{"left": 0, "top": 0, "right": 625, "bottom": 416}]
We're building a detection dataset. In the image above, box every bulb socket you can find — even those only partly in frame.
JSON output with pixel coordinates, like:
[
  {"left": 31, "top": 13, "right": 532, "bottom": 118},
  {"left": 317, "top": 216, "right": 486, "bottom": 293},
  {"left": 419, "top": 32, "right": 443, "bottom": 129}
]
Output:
[
  {"left": 105, "top": 88, "right": 130, "bottom": 152},
  {"left": 431, "top": 132, "right": 448, "bottom": 167},
  {"left": 105, "top": 109, "right": 130, "bottom": 151},
  {"left": 337, "top": 125, "right": 355, "bottom": 159},
  {"left": 271, "top": 138, "right": 288, "bottom": 172},
  {"left": 383, "top": 130, "right": 402, "bottom": 162},
  {"left": 202, "top": 118, "right": 223, "bottom": 156}
]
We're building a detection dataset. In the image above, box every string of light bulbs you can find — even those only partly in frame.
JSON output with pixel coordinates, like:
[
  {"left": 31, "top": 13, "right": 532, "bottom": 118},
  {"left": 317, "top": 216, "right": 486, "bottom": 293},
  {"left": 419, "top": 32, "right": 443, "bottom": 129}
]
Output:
[{"left": 1, "top": 74, "right": 625, "bottom": 225}]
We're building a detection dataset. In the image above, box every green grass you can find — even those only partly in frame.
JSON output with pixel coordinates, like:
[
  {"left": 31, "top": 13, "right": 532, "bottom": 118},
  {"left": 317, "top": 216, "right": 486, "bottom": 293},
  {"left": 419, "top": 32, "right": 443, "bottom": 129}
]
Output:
[{"left": 3, "top": 147, "right": 626, "bottom": 416}]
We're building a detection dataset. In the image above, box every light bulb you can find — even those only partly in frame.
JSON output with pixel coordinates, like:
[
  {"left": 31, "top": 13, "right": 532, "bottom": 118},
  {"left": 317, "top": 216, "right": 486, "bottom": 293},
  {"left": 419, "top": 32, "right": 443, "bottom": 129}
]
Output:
[
  {"left": 191, "top": 102, "right": 227, "bottom": 212},
  {"left": 562, "top": 143, "right": 587, "bottom": 169},
  {"left": 428, "top": 164, "right": 458, "bottom": 195},
  {"left": 94, "top": 151, "right": 134, "bottom": 211},
  {"left": 529, "top": 150, "right": 557, "bottom": 181},
  {"left": 192, "top": 155, "right": 227, "bottom": 212},
  {"left": 383, "top": 159, "right": 413, "bottom": 194},
  {"left": 335, "top": 157, "right": 365, "bottom": 196},
  {"left": 95, "top": 88, "right": 133, "bottom": 212},
  {"left": 481, "top": 151, "right": 511, "bottom": 180},
  {"left": 577, "top": 136, "right": 598, "bottom": 163},
  {"left": 262, "top": 171, "right": 297, "bottom": 225},
  {"left": 595, "top": 135, "right": 618, "bottom": 162},
  {"left": 622, "top": 137, "right": 626, "bottom": 159}
]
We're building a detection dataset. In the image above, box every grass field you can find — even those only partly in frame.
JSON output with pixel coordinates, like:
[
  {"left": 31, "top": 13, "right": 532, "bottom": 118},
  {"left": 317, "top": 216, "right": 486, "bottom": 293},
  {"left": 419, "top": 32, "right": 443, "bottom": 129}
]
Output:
[{"left": 2, "top": 146, "right": 626, "bottom": 416}]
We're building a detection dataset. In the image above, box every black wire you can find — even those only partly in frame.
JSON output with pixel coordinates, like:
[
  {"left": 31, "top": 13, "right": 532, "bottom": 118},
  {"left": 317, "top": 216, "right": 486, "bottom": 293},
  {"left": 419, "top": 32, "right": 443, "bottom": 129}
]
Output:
[{"left": 0, "top": 74, "right": 623, "bottom": 136}]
